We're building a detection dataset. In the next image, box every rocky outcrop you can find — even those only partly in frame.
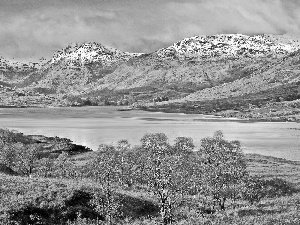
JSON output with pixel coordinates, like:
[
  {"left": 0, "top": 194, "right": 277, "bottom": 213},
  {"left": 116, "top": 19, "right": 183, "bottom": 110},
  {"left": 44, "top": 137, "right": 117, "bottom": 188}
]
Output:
[{"left": 28, "top": 134, "right": 92, "bottom": 155}]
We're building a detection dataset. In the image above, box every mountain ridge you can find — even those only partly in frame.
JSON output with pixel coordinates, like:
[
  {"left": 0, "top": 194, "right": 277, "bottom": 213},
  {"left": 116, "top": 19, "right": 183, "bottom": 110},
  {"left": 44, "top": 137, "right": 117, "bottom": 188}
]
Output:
[
  {"left": 0, "top": 33, "right": 300, "bottom": 112},
  {"left": 156, "top": 34, "right": 300, "bottom": 60},
  {"left": 2, "top": 33, "right": 300, "bottom": 67}
]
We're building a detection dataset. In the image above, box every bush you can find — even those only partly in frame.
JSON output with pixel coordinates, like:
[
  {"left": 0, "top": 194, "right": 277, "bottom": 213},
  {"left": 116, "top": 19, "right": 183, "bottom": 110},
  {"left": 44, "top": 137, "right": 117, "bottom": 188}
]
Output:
[
  {"left": 263, "top": 178, "right": 298, "bottom": 198},
  {"left": 242, "top": 177, "right": 298, "bottom": 204},
  {"left": 5, "top": 188, "right": 106, "bottom": 225}
]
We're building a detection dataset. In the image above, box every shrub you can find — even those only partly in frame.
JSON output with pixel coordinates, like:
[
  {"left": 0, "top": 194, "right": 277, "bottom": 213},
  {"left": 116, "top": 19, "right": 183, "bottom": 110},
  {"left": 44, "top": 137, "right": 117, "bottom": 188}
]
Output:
[{"left": 242, "top": 177, "right": 298, "bottom": 204}]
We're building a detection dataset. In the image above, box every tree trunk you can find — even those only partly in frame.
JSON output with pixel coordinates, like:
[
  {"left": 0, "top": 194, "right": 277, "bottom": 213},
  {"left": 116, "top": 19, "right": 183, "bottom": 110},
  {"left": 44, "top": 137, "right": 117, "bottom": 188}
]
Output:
[{"left": 160, "top": 197, "right": 167, "bottom": 225}]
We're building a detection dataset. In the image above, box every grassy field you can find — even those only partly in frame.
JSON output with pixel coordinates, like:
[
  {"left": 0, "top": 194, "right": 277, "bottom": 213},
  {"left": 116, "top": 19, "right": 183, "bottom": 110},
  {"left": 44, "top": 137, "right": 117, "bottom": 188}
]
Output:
[
  {"left": 0, "top": 152, "right": 299, "bottom": 225},
  {"left": 1, "top": 128, "right": 300, "bottom": 224},
  {"left": 246, "top": 154, "right": 300, "bottom": 187}
]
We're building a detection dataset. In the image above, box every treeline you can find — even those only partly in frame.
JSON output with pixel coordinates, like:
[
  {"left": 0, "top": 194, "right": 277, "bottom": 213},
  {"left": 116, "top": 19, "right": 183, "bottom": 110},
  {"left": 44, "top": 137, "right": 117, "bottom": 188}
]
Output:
[{"left": 0, "top": 129, "right": 298, "bottom": 224}]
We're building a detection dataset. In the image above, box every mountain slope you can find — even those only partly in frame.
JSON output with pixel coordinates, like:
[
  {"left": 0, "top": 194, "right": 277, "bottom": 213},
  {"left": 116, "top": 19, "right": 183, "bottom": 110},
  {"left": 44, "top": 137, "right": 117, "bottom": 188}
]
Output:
[
  {"left": 21, "top": 42, "right": 142, "bottom": 95},
  {"left": 87, "top": 34, "right": 300, "bottom": 91},
  {"left": 0, "top": 34, "right": 300, "bottom": 107},
  {"left": 183, "top": 50, "right": 300, "bottom": 102}
]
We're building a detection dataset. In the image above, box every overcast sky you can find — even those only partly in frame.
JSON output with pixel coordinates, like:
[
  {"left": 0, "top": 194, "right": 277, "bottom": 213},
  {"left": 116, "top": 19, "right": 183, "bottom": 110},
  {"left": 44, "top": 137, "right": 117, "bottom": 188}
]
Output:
[{"left": 1, "top": 0, "right": 300, "bottom": 62}]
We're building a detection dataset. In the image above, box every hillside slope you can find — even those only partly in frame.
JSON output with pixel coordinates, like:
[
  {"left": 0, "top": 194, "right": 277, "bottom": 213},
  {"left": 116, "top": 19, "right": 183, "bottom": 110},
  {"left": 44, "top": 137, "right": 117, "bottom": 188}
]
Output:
[
  {"left": 88, "top": 34, "right": 300, "bottom": 91},
  {"left": 0, "top": 34, "right": 300, "bottom": 109},
  {"left": 184, "top": 50, "right": 300, "bottom": 102}
]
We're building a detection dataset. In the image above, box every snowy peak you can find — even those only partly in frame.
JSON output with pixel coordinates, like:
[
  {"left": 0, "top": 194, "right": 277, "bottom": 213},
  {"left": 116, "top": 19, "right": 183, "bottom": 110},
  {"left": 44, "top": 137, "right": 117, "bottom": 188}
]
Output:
[
  {"left": 156, "top": 34, "right": 300, "bottom": 60},
  {"left": 50, "top": 42, "right": 143, "bottom": 67}
]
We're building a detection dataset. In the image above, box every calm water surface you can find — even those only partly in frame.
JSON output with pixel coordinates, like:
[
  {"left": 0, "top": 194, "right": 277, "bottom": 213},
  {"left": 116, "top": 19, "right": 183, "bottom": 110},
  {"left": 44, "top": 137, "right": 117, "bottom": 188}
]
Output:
[{"left": 0, "top": 106, "right": 299, "bottom": 160}]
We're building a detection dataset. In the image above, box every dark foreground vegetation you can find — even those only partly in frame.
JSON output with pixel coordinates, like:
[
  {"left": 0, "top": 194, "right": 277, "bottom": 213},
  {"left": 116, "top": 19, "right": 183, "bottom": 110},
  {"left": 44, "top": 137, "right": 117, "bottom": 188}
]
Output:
[{"left": 1, "top": 128, "right": 300, "bottom": 224}]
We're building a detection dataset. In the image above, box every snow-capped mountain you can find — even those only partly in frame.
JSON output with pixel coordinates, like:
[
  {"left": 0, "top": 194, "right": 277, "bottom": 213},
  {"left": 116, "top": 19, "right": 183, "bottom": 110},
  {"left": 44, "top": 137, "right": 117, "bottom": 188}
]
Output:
[
  {"left": 1, "top": 34, "right": 300, "bottom": 107},
  {"left": 48, "top": 42, "right": 142, "bottom": 67},
  {"left": 156, "top": 34, "right": 300, "bottom": 60}
]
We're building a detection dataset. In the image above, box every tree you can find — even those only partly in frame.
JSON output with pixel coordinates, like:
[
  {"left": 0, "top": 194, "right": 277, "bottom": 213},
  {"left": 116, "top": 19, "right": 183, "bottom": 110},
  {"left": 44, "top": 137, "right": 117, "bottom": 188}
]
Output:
[
  {"left": 173, "top": 137, "right": 195, "bottom": 155},
  {"left": 88, "top": 144, "right": 122, "bottom": 224},
  {"left": 14, "top": 143, "right": 41, "bottom": 177},
  {"left": 140, "top": 133, "right": 174, "bottom": 224},
  {"left": 116, "top": 140, "right": 134, "bottom": 187},
  {"left": 199, "top": 131, "right": 248, "bottom": 210},
  {"left": 0, "top": 140, "right": 16, "bottom": 169},
  {"left": 54, "top": 151, "right": 75, "bottom": 178},
  {"left": 0, "top": 129, "right": 17, "bottom": 169},
  {"left": 36, "top": 158, "right": 54, "bottom": 178},
  {"left": 138, "top": 133, "right": 203, "bottom": 224}
]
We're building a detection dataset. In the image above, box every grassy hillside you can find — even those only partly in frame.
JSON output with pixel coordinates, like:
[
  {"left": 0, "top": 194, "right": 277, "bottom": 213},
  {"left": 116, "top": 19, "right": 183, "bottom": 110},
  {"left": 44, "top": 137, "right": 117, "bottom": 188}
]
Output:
[
  {"left": 1, "top": 152, "right": 300, "bottom": 225},
  {"left": 1, "top": 129, "right": 300, "bottom": 224}
]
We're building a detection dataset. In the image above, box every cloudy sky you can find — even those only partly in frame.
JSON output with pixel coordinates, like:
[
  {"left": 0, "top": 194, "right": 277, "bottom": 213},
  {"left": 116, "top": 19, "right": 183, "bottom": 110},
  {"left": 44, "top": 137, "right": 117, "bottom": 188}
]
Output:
[{"left": 1, "top": 0, "right": 300, "bottom": 62}]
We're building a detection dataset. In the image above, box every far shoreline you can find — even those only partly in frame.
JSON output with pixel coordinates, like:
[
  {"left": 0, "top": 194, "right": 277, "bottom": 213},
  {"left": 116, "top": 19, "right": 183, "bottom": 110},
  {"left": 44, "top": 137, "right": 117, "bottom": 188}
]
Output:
[{"left": 138, "top": 106, "right": 300, "bottom": 123}]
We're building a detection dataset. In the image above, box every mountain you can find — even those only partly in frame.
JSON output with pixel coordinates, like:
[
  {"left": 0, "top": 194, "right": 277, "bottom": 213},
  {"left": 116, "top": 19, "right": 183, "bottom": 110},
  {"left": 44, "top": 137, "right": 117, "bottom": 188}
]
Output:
[
  {"left": 81, "top": 34, "right": 300, "bottom": 98},
  {"left": 22, "top": 42, "right": 142, "bottom": 95},
  {"left": 48, "top": 42, "right": 142, "bottom": 67},
  {"left": 0, "top": 34, "right": 300, "bottom": 111},
  {"left": 156, "top": 34, "right": 300, "bottom": 60}
]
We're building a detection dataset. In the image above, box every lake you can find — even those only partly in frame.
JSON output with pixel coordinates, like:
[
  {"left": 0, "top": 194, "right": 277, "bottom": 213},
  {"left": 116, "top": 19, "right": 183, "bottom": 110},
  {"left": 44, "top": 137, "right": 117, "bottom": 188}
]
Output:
[{"left": 0, "top": 106, "right": 299, "bottom": 161}]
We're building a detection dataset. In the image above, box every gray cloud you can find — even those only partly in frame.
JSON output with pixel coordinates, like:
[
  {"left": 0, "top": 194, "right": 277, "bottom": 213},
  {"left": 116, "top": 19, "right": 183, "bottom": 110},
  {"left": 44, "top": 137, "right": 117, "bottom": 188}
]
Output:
[
  {"left": 165, "top": 0, "right": 300, "bottom": 37},
  {"left": 0, "top": 0, "right": 300, "bottom": 62}
]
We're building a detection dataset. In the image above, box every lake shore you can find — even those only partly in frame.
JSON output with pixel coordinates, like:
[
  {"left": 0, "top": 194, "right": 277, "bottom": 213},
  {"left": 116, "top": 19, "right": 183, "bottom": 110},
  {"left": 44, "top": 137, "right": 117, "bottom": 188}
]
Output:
[{"left": 139, "top": 105, "right": 300, "bottom": 123}]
